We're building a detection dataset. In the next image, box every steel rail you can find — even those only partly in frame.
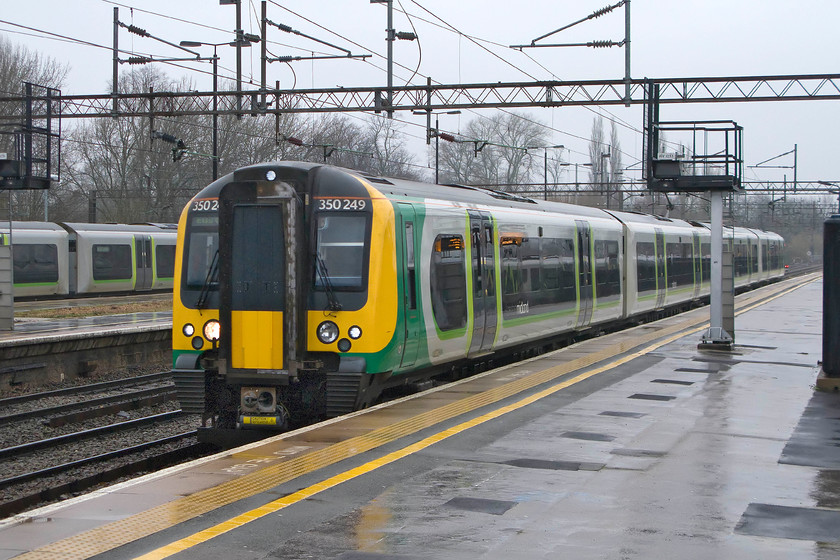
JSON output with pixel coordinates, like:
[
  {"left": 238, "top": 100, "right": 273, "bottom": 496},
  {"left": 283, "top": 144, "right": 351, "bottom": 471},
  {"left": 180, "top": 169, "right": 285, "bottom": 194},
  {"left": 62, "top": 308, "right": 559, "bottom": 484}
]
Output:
[
  {"left": 0, "top": 438, "right": 209, "bottom": 519},
  {"left": 0, "top": 410, "right": 183, "bottom": 459},
  {"left": 0, "top": 385, "right": 176, "bottom": 426},
  {"left": 0, "top": 431, "right": 198, "bottom": 490},
  {"left": 0, "top": 371, "right": 171, "bottom": 407}
]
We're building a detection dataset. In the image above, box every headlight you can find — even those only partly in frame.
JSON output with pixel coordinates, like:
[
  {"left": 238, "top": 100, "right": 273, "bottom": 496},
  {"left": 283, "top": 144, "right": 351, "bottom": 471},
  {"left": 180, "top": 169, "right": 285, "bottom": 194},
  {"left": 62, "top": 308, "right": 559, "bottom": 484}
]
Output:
[
  {"left": 348, "top": 325, "right": 362, "bottom": 339},
  {"left": 203, "top": 319, "right": 221, "bottom": 341},
  {"left": 183, "top": 323, "right": 195, "bottom": 337},
  {"left": 337, "top": 338, "right": 352, "bottom": 352},
  {"left": 317, "top": 321, "right": 339, "bottom": 344}
]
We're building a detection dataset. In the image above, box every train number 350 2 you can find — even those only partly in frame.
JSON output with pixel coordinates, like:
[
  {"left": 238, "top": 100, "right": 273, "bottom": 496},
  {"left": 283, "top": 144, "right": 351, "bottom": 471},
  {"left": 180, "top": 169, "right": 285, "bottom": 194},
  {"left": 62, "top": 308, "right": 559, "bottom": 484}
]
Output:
[
  {"left": 192, "top": 199, "right": 220, "bottom": 212},
  {"left": 318, "top": 198, "right": 367, "bottom": 211}
]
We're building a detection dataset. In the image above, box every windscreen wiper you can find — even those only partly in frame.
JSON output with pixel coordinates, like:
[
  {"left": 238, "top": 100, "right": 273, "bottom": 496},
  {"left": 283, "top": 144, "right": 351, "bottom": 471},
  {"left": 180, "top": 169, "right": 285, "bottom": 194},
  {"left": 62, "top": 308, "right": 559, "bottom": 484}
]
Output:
[
  {"left": 315, "top": 252, "right": 342, "bottom": 311},
  {"left": 196, "top": 249, "right": 219, "bottom": 310}
]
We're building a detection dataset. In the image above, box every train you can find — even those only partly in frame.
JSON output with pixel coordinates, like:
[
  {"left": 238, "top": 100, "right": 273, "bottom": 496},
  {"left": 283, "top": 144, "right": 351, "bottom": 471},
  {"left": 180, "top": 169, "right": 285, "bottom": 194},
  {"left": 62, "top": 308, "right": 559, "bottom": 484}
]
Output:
[
  {"left": 0, "top": 222, "right": 178, "bottom": 298},
  {"left": 170, "top": 161, "right": 785, "bottom": 432}
]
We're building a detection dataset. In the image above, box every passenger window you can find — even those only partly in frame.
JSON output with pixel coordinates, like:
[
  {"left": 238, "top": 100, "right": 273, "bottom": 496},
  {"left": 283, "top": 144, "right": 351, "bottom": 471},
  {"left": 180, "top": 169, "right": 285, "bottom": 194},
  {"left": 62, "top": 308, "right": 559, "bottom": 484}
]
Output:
[
  {"left": 93, "top": 244, "right": 132, "bottom": 281},
  {"left": 430, "top": 234, "right": 467, "bottom": 331},
  {"left": 595, "top": 240, "right": 621, "bottom": 298},
  {"left": 637, "top": 241, "right": 656, "bottom": 293},
  {"left": 155, "top": 245, "right": 176, "bottom": 279},
  {"left": 405, "top": 223, "right": 416, "bottom": 310},
  {"left": 13, "top": 243, "right": 58, "bottom": 284}
]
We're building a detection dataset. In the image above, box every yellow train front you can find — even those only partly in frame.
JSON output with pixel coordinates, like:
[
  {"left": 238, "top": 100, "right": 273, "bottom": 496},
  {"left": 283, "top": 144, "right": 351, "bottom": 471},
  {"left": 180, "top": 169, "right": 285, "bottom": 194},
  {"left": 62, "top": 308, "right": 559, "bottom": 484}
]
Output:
[{"left": 172, "top": 162, "right": 403, "bottom": 432}]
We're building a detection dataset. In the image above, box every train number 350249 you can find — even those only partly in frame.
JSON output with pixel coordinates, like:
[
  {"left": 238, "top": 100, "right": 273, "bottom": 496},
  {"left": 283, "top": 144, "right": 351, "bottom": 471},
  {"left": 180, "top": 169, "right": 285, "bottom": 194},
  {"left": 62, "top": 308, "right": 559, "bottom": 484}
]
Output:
[{"left": 318, "top": 198, "right": 367, "bottom": 211}]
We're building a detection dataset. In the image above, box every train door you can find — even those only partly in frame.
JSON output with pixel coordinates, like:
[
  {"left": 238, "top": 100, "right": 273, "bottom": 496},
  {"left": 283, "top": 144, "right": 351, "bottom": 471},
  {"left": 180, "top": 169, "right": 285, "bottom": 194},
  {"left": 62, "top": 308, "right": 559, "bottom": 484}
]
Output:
[
  {"left": 227, "top": 203, "right": 287, "bottom": 371},
  {"left": 398, "top": 204, "right": 419, "bottom": 368},
  {"left": 468, "top": 211, "right": 497, "bottom": 357},
  {"left": 655, "top": 228, "right": 666, "bottom": 308},
  {"left": 134, "top": 234, "right": 153, "bottom": 290},
  {"left": 692, "top": 232, "right": 701, "bottom": 298},
  {"left": 68, "top": 235, "right": 78, "bottom": 296},
  {"left": 575, "top": 220, "right": 593, "bottom": 329}
]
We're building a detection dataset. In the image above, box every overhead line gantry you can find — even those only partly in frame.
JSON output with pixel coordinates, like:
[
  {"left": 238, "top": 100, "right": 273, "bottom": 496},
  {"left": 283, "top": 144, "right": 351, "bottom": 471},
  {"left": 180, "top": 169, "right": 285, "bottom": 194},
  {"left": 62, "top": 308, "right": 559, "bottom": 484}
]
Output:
[{"left": 1, "top": 74, "right": 839, "bottom": 120}]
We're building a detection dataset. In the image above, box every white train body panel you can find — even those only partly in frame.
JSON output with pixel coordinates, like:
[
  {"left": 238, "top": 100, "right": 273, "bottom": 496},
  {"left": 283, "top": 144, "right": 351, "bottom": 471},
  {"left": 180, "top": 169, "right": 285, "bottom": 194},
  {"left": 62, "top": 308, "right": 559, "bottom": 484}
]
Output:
[
  {"left": 0, "top": 222, "right": 176, "bottom": 297},
  {"left": 0, "top": 223, "right": 70, "bottom": 297}
]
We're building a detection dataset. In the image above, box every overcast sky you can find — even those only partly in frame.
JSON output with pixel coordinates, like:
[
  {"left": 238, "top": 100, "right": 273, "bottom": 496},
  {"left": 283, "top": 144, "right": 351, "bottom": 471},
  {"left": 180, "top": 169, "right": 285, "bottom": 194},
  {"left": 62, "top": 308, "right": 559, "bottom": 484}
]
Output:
[{"left": 1, "top": 0, "right": 838, "bottom": 186}]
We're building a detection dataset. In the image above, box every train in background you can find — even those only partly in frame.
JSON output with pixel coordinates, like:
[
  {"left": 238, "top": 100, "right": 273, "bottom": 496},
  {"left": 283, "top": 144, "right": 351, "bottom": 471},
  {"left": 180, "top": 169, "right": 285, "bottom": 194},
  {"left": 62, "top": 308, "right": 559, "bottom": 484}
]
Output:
[
  {"left": 170, "top": 161, "right": 785, "bottom": 434},
  {"left": 0, "top": 222, "right": 178, "bottom": 298}
]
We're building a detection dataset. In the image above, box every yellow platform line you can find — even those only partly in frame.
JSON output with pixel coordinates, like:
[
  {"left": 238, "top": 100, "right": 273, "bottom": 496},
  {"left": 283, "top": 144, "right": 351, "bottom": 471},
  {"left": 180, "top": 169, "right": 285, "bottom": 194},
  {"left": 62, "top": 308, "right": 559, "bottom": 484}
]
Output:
[{"left": 15, "top": 276, "right": 815, "bottom": 560}]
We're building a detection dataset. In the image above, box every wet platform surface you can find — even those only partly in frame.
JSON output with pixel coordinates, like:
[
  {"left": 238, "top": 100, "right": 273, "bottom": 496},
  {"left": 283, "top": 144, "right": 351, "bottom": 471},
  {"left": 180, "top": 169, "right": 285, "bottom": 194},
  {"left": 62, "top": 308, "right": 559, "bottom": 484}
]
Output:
[
  {"left": 0, "top": 311, "right": 171, "bottom": 345},
  {"left": 0, "top": 274, "right": 832, "bottom": 560}
]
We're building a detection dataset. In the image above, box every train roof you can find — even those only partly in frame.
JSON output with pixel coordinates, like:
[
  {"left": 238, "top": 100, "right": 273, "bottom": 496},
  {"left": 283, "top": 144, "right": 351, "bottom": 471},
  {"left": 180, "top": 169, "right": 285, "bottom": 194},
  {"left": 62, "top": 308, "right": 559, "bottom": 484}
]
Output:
[
  {"left": 61, "top": 222, "right": 177, "bottom": 234},
  {"left": 0, "top": 221, "right": 66, "bottom": 232},
  {"left": 0, "top": 221, "right": 178, "bottom": 234},
  {"left": 188, "top": 162, "right": 782, "bottom": 240}
]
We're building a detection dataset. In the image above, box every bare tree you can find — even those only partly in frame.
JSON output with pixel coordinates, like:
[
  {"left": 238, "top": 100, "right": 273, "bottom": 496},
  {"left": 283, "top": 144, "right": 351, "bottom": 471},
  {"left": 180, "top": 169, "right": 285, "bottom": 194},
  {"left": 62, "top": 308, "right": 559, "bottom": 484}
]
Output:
[
  {"left": 361, "top": 116, "right": 419, "bottom": 179},
  {"left": 61, "top": 67, "right": 206, "bottom": 223},
  {"left": 588, "top": 116, "right": 608, "bottom": 197},
  {"left": 609, "top": 120, "right": 624, "bottom": 209},
  {"left": 437, "top": 111, "right": 547, "bottom": 190}
]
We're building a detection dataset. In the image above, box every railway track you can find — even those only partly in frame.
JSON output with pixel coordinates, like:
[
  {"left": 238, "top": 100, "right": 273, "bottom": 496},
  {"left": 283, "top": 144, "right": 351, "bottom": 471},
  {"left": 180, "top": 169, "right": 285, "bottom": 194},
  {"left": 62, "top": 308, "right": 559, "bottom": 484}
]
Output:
[
  {"left": 0, "top": 372, "right": 176, "bottom": 426},
  {"left": 0, "top": 371, "right": 210, "bottom": 519}
]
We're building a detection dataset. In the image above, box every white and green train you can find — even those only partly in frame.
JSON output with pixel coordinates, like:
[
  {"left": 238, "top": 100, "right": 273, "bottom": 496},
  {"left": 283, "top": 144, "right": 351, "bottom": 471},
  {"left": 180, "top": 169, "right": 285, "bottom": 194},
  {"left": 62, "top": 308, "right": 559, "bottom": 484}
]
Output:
[
  {"left": 170, "top": 162, "right": 785, "bottom": 433},
  {"left": 0, "top": 222, "right": 177, "bottom": 298}
]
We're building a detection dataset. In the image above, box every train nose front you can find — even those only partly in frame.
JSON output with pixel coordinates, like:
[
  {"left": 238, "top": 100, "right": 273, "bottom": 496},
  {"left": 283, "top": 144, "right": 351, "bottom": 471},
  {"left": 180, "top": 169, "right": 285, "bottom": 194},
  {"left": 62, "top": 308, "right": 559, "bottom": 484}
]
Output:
[{"left": 217, "top": 176, "right": 303, "bottom": 429}]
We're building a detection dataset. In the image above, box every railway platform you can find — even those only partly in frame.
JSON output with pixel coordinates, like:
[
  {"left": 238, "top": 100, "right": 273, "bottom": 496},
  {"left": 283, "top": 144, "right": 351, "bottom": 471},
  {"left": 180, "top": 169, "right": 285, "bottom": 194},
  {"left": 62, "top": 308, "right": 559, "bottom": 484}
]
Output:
[
  {"left": 0, "top": 309, "right": 172, "bottom": 389},
  {"left": 0, "top": 273, "right": 831, "bottom": 559},
  {"left": 2, "top": 311, "right": 171, "bottom": 343}
]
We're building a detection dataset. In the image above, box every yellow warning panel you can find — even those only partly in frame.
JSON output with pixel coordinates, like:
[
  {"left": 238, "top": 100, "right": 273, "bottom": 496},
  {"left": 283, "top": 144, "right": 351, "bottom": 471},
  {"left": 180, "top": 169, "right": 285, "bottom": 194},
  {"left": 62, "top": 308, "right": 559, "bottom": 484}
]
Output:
[{"left": 231, "top": 310, "right": 284, "bottom": 369}]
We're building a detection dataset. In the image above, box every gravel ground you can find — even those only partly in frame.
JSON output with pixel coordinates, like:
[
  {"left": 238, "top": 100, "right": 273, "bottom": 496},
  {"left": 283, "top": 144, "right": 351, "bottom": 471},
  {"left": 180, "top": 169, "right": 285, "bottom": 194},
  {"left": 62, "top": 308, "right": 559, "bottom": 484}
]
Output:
[
  {"left": 0, "top": 361, "right": 171, "bottom": 400},
  {"left": 0, "top": 366, "right": 207, "bottom": 518}
]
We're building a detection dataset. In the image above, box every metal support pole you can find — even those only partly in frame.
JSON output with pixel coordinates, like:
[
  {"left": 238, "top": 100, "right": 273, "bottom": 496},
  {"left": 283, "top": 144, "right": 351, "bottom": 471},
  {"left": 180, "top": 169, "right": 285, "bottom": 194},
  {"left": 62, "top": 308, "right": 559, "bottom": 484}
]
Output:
[
  {"left": 112, "top": 7, "right": 119, "bottom": 116},
  {"left": 544, "top": 148, "right": 548, "bottom": 200},
  {"left": 212, "top": 49, "right": 219, "bottom": 181},
  {"left": 435, "top": 114, "right": 439, "bottom": 184},
  {"left": 701, "top": 190, "right": 733, "bottom": 347},
  {"left": 386, "top": 0, "right": 394, "bottom": 118},
  {"left": 710, "top": 191, "right": 724, "bottom": 334},
  {"left": 624, "top": 0, "right": 631, "bottom": 106},
  {"left": 260, "top": 0, "right": 267, "bottom": 111},
  {"left": 235, "top": 0, "right": 242, "bottom": 117},
  {"left": 425, "top": 77, "right": 432, "bottom": 142},
  {"left": 88, "top": 190, "right": 97, "bottom": 223}
]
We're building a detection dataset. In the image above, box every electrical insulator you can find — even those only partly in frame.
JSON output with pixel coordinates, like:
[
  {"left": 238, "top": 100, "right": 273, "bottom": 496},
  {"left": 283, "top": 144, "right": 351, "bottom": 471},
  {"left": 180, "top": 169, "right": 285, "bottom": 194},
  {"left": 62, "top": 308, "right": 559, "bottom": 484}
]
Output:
[
  {"left": 127, "top": 24, "right": 149, "bottom": 37},
  {"left": 591, "top": 3, "right": 618, "bottom": 19},
  {"left": 395, "top": 31, "right": 417, "bottom": 41},
  {"left": 589, "top": 40, "right": 616, "bottom": 48},
  {"left": 285, "top": 136, "right": 304, "bottom": 146},
  {"left": 438, "top": 133, "right": 456, "bottom": 142},
  {"left": 127, "top": 57, "right": 151, "bottom": 65}
]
